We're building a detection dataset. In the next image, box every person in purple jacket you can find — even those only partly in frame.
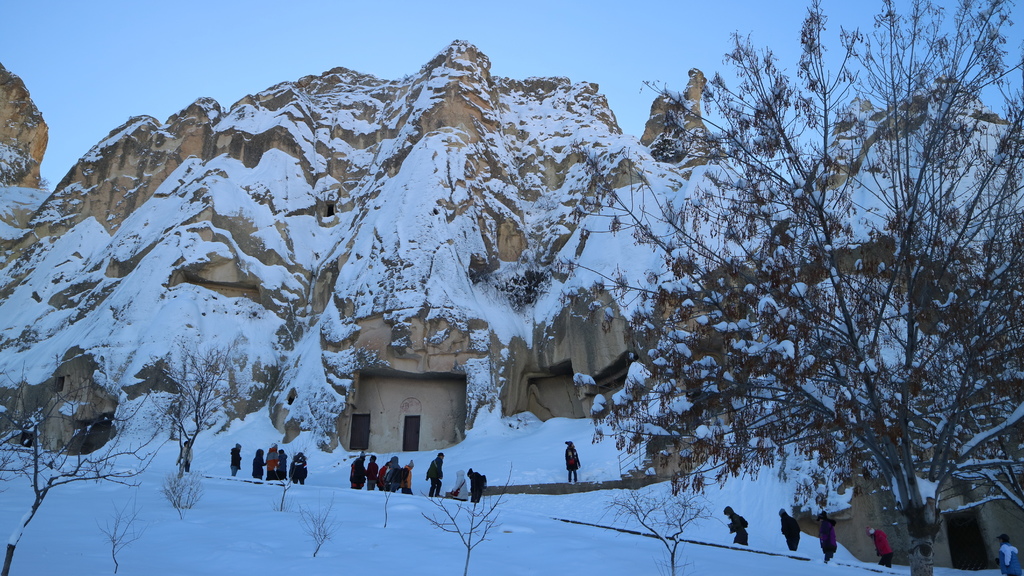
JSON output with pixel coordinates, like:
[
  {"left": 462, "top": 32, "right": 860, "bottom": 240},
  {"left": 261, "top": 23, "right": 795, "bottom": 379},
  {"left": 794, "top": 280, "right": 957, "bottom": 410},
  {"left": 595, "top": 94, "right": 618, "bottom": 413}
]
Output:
[{"left": 817, "top": 511, "right": 838, "bottom": 563}]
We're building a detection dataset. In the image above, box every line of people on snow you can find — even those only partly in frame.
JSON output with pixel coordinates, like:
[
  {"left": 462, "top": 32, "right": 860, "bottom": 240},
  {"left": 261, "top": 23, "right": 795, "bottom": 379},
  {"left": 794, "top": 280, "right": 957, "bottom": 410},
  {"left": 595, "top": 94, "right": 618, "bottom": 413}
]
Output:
[
  {"left": 238, "top": 444, "right": 309, "bottom": 483},
  {"left": 725, "top": 506, "right": 892, "bottom": 566},
  {"left": 725, "top": 505, "right": 1017, "bottom": 572},
  {"left": 346, "top": 451, "right": 486, "bottom": 502},
  {"left": 229, "top": 445, "right": 487, "bottom": 502}
]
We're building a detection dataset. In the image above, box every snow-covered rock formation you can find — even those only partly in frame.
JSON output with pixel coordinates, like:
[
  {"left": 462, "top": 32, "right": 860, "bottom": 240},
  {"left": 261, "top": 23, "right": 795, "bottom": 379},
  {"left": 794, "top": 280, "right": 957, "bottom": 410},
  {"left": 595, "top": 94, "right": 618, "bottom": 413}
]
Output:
[{"left": 0, "top": 42, "right": 686, "bottom": 451}]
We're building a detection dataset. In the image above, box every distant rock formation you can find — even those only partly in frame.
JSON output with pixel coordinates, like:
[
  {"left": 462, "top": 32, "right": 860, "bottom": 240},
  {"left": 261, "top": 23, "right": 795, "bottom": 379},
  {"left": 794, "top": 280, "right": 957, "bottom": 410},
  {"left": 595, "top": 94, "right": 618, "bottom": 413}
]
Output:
[{"left": 0, "top": 63, "right": 47, "bottom": 188}]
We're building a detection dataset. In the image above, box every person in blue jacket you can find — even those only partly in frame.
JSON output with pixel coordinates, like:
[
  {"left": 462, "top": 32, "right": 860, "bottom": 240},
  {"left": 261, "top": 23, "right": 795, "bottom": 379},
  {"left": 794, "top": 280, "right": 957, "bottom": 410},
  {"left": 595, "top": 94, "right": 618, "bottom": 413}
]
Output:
[{"left": 997, "top": 533, "right": 1023, "bottom": 575}]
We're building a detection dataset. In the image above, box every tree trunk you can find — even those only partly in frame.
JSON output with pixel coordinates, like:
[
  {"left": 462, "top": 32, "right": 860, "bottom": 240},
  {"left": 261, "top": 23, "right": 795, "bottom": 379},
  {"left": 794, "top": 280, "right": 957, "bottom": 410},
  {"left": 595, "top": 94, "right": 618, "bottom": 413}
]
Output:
[
  {"left": 463, "top": 548, "right": 471, "bottom": 576},
  {"left": 904, "top": 500, "right": 940, "bottom": 576},
  {"left": 3, "top": 543, "right": 16, "bottom": 576}
]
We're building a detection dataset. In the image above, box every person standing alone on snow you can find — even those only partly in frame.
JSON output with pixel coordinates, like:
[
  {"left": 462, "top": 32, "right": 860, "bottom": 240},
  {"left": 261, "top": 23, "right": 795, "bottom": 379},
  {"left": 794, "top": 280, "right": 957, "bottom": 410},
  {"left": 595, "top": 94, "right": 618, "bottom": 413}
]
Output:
[
  {"left": 564, "top": 441, "right": 581, "bottom": 483},
  {"left": 866, "top": 526, "right": 893, "bottom": 568},
  {"left": 997, "top": 534, "right": 1022, "bottom": 575},
  {"left": 817, "top": 511, "right": 837, "bottom": 563},
  {"left": 724, "top": 506, "right": 748, "bottom": 546},
  {"left": 426, "top": 453, "right": 445, "bottom": 497},
  {"left": 780, "top": 509, "right": 800, "bottom": 551},
  {"left": 230, "top": 443, "right": 242, "bottom": 477}
]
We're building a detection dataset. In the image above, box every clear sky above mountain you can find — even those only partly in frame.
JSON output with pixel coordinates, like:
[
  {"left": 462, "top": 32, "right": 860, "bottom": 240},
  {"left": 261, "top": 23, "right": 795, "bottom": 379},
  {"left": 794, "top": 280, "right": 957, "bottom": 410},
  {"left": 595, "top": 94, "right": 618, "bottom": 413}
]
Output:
[{"left": 3, "top": 0, "right": 1022, "bottom": 187}]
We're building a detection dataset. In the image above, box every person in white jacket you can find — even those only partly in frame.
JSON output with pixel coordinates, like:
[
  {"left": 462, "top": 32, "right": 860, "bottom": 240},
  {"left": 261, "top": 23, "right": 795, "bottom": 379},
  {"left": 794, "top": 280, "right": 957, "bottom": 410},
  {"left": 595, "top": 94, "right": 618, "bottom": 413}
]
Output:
[
  {"left": 446, "top": 470, "right": 468, "bottom": 501},
  {"left": 997, "top": 534, "right": 1023, "bottom": 576}
]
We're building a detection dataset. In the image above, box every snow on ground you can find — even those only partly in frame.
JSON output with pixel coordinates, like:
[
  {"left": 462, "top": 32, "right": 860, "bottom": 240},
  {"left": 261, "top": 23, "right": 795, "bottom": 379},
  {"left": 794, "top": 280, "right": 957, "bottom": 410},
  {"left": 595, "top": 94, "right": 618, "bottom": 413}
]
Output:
[{"left": 0, "top": 412, "right": 993, "bottom": 575}]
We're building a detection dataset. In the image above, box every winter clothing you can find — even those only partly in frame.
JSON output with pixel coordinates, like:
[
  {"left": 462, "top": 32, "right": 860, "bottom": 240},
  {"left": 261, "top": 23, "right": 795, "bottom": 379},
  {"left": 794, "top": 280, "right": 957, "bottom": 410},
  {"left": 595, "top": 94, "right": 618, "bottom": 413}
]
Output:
[
  {"left": 384, "top": 456, "right": 402, "bottom": 492},
  {"left": 230, "top": 444, "right": 242, "bottom": 476},
  {"left": 780, "top": 509, "right": 800, "bottom": 551},
  {"left": 999, "top": 537, "right": 1022, "bottom": 576},
  {"left": 467, "top": 469, "right": 486, "bottom": 503},
  {"left": 277, "top": 450, "right": 287, "bottom": 482},
  {"left": 266, "top": 445, "right": 279, "bottom": 481},
  {"left": 177, "top": 440, "right": 194, "bottom": 473},
  {"left": 351, "top": 454, "right": 367, "bottom": 489},
  {"left": 400, "top": 461, "right": 414, "bottom": 494},
  {"left": 446, "top": 470, "right": 468, "bottom": 501},
  {"left": 291, "top": 452, "right": 308, "bottom": 485},
  {"left": 818, "top": 512, "right": 837, "bottom": 563},
  {"left": 365, "top": 456, "right": 379, "bottom": 491},
  {"left": 565, "top": 441, "right": 581, "bottom": 483},
  {"left": 867, "top": 527, "right": 893, "bottom": 567},
  {"left": 377, "top": 459, "right": 389, "bottom": 490},
  {"left": 426, "top": 454, "right": 445, "bottom": 497},
  {"left": 724, "top": 506, "right": 749, "bottom": 546},
  {"left": 252, "top": 449, "right": 265, "bottom": 480}
]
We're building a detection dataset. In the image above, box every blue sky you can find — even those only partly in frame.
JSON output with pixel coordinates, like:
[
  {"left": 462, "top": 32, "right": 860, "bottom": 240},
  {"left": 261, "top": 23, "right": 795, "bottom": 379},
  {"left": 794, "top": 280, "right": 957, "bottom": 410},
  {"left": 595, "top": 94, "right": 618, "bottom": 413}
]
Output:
[{"left": 3, "top": 0, "right": 1021, "bottom": 187}]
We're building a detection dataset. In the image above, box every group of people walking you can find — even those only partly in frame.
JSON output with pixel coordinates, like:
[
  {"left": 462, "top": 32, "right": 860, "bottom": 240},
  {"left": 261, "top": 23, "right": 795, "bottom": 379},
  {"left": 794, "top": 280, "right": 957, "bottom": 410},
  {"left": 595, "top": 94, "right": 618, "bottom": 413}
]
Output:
[
  {"left": 241, "top": 444, "right": 308, "bottom": 484},
  {"left": 346, "top": 451, "right": 487, "bottom": 503},
  {"left": 723, "top": 506, "right": 893, "bottom": 567}
]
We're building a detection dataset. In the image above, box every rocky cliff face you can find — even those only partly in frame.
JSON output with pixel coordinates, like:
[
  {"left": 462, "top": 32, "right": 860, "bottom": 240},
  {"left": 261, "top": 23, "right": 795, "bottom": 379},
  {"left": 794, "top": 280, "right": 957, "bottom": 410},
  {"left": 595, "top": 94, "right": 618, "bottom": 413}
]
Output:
[
  {"left": 0, "top": 63, "right": 47, "bottom": 188},
  {"left": 0, "top": 42, "right": 685, "bottom": 449}
]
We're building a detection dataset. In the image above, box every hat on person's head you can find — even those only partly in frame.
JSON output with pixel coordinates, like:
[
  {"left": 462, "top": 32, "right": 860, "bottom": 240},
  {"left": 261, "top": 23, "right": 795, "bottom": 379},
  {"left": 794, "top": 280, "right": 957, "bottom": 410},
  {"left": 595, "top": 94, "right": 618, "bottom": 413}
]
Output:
[
  {"left": 866, "top": 527, "right": 875, "bottom": 535},
  {"left": 998, "top": 534, "right": 1011, "bottom": 542},
  {"left": 565, "top": 441, "right": 573, "bottom": 445},
  {"left": 724, "top": 506, "right": 734, "bottom": 515},
  {"left": 235, "top": 443, "right": 241, "bottom": 449},
  {"left": 817, "top": 511, "right": 828, "bottom": 521},
  {"left": 438, "top": 453, "right": 444, "bottom": 457},
  {"left": 779, "top": 509, "right": 787, "bottom": 516},
  {"left": 408, "top": 460, "right": 414, "bottom": 467}
]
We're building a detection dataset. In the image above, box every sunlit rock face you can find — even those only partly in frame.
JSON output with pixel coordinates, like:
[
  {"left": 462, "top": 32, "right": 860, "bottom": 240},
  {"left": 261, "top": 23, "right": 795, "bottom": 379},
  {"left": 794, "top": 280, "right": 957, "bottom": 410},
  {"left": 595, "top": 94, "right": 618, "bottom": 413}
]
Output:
[{"left": 0, "top": 42, "right": 676, "bottom": 450}]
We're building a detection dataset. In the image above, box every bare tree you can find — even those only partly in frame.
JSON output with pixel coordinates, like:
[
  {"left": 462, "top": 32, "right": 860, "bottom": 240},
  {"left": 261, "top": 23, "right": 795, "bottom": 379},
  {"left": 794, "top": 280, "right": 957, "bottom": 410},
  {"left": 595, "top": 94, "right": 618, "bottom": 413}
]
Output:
[
  {"left": 272, "top": 475, "right": 293, "bottom": 512},
  {"left": 98, "top": 494, "right": 147, "bottom": 574},
  {"left": 587, "top": 2, "right": 1024, "bottom": 576},
  {"left": 163, "top": 339, "right": 237, "bottom": 477},
  {"left": 298, "top": 495, "right": 339, "bottom": 557},
  {"left": 0, "top": 378, "right": 159, "bottom": 576},
  {"left": 423, "top": 474, "right": 508, "bottom": 576},
  {"left": 160, "top": 472, "right": 204, "bottom": 520},
  {"left": 609, "top": 488, "right": 709, "bottom": 576}
]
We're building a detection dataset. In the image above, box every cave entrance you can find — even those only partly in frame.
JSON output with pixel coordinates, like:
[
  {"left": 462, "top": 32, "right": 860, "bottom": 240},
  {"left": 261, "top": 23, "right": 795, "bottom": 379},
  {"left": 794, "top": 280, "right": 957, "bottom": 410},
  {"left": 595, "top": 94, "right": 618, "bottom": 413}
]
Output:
[
  {"left": 946, "top": 513, "right": 989, "bottom": 570},
  {"left": 344, "top": 370, "right": 466, "bottom": 453}
]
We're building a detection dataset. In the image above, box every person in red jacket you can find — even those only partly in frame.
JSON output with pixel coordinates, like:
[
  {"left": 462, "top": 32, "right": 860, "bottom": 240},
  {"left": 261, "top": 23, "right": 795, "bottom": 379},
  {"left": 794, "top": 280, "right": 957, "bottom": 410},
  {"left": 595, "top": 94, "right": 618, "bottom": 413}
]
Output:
[
  {"left": 365, "top": 455, "right": 379, "bottom": 491},
  {"left": 866, "top": 526, "right": 893, "bottom": 567}
]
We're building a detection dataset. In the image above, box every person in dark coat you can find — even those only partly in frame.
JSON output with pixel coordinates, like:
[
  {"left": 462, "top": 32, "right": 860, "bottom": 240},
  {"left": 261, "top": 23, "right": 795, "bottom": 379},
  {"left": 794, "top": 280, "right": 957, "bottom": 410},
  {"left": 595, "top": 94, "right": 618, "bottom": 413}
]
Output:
[
  {"left": 252, "top": 448, "right": 265, "bottom": 480},
  {"left": 350, "top": 453, "right": 367, "bottom": 489},
  {"left": 426, "top": 453, "right": 445, "bottom": 497},
  {"left": 277, "top": 450, "right": 288, "bottom": 483},
  {"left": 724, "top": 506, "right": 749, "bottom": 546},
  {"left": 866, "top": 526, "right": 893, "bottom": 567},
  {"left": 365, "top": 455, "right": 379, "bottom": 491},
  {"left": 564, "top": 441, "right": 581, "bottom": 483},
  {"left": 780, "top": 509, "right": 801, "bottom": 551},
  {"left": 467, "top": 468, "right": 486, "bottom": 504},
  {"left": 384, "top": 456, "right": 402, "bottom": 492},
  {"left": 290, "top": 452, "right": 308, "bottom": 485},
  {"left": 229, "top": 444, "right": 242, "bottom": 477},
  {"left": 818, "top": 511, "right": 838, "bottom": 563}
]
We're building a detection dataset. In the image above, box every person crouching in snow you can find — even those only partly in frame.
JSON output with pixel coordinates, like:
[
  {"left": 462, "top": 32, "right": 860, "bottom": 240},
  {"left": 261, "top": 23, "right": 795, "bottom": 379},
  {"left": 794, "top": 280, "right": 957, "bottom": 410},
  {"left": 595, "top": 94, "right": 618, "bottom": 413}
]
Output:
[{"left": 446, "top": 470, "right": 468, "bottom": 500}]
